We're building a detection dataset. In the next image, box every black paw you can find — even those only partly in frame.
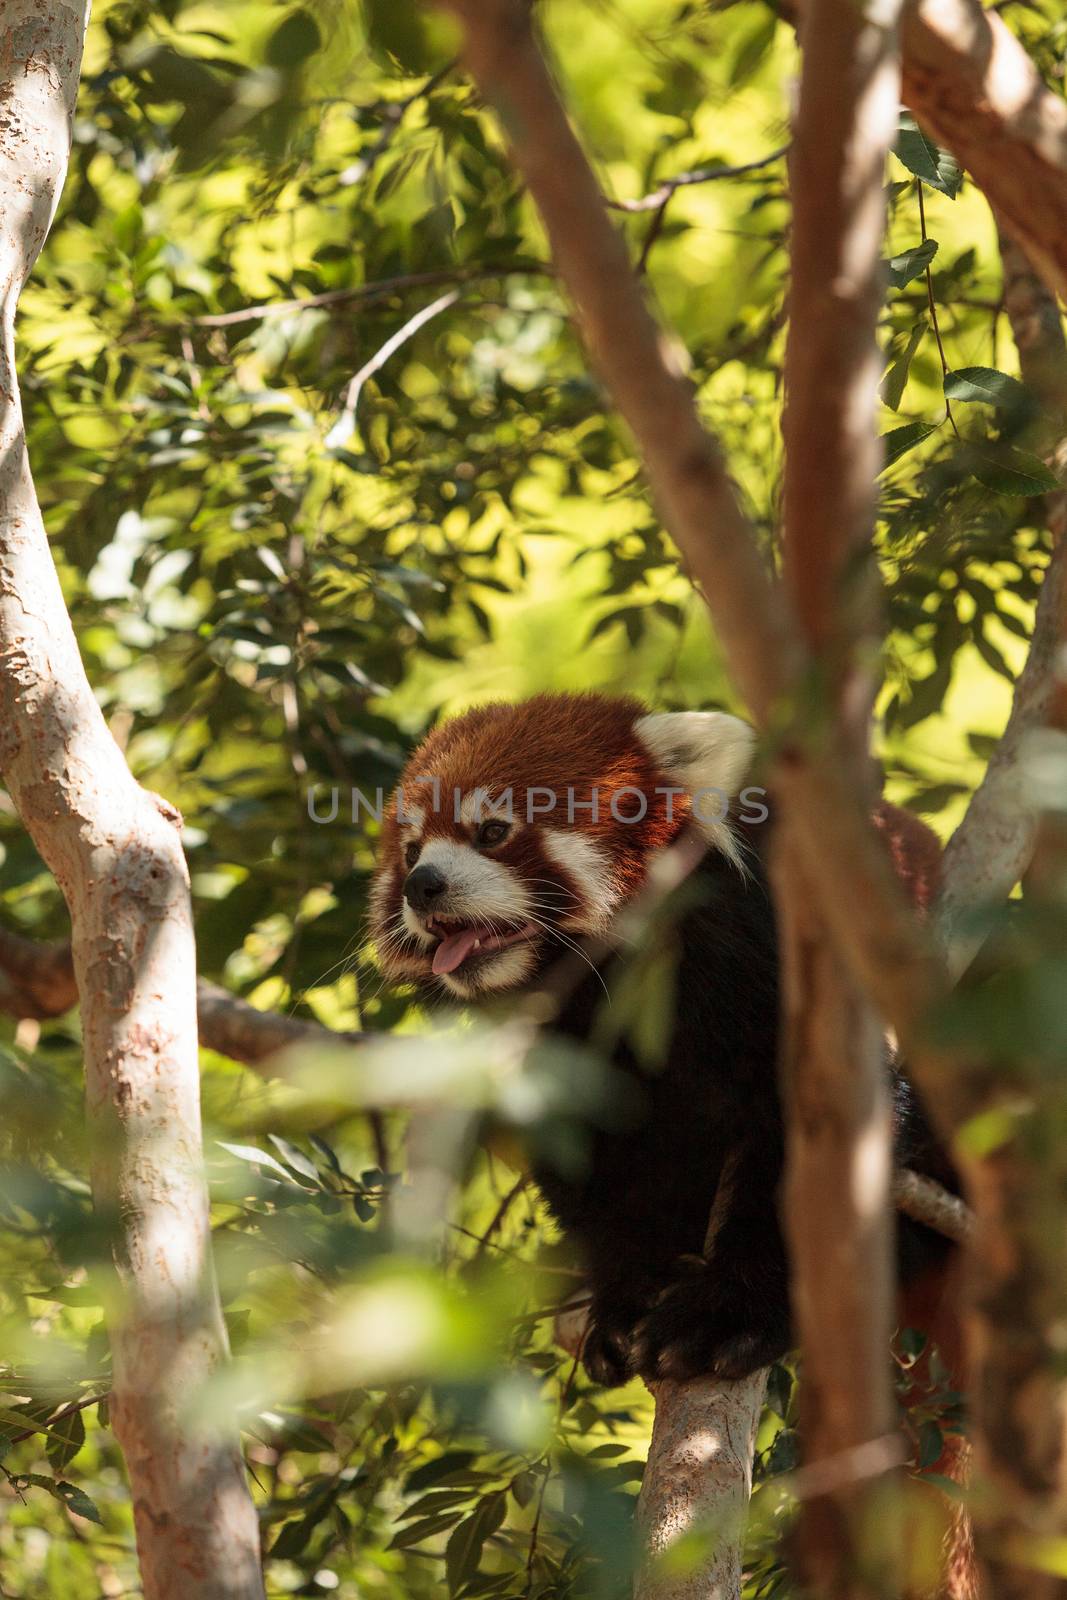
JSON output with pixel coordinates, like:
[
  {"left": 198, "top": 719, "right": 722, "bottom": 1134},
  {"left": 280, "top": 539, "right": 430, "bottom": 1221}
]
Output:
[
  {"left": 579, "top": 1290, "right": 666, "bottom": 1387},
  {"left": 580, "top": 1319, "right": 637, "bottom": 1387},
  {"left": 631, "top": 1272, "right": 790, "bottom": 1383}
]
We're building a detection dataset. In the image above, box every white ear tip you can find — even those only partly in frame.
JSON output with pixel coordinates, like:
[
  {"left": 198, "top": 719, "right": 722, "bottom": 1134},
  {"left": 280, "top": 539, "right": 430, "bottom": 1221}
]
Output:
[
  {"left": 634, "top": 711, "right": 756, "bottom": 863},
  {"left": 634, "top": 711, "right": 756, "bottom": 790}
]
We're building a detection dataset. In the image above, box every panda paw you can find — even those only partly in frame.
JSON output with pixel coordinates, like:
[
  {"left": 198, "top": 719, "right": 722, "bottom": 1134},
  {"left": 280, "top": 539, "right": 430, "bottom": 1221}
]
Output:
[
  {"left": 580, "top": 1318, "right": 637, "bottom": 1387},
  {"left": 630, "top": 1268, "right": 790, "bottom": 1383},
  {"left": 579, "top": 1290, "right": 662, "bottom": 1387}
]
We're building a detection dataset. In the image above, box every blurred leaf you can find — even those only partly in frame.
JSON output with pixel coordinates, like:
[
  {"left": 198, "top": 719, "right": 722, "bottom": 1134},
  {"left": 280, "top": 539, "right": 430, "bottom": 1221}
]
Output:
[
  {"left": 882, "top": 323, "right": 926, "bottom": 412},
  {"left": 267, "top": 1134, "right": 322, "bottom": 1184},
  {"left": 445, "top": 1491, "right": 507, "bottom": 1593},
  {"left": 969, "top": 445, "right": 1059, "bottom": 496},
  {"left": 266, "top": 10, "right": 321, "bottom": 68},
  {"left": 217, "top": 1141, "right": 315, "bottom": 1188}
]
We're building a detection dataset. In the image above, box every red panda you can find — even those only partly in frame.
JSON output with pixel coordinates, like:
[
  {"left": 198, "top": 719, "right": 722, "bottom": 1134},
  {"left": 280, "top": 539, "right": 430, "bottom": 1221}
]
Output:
[
  {"left": 369, "top": 690, "right": 959, "bottom": 1394},
  {"left": 370, "top": 692, "right": 759, "bottom": 999}
]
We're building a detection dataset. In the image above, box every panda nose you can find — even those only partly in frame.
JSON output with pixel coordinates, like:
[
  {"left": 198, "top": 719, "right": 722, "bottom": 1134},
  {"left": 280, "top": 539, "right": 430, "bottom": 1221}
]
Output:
[{"left": 404, "top": 863, "right": 447, "bottom": 911}]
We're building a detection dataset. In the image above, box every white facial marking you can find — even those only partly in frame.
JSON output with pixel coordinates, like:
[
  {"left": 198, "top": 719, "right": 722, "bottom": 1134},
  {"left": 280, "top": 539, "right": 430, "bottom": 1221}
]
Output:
[
  {"left": 400, "top": 901, "right": 438, "bottom": 945},
  {"left": 390, "top": 836, "right": 541, "bottom": 993},
  {"left": 635, "top": 710, "right": 755, "bottom": 866},
  {"left": 458, "top": 788, "right": 513, "bottom": 826},
  {"left": 419, "top": 839, "right": 528, "bottom": 917},
  {"left": 542, "top": 829, "right": 619, "bottom": 934}
]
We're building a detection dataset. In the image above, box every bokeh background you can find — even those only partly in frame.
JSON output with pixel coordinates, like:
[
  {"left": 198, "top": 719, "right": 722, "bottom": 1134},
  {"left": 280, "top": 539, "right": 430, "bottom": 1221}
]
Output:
[{"left": 1, "top": 0, "right": 1057, "bottom": 1593}]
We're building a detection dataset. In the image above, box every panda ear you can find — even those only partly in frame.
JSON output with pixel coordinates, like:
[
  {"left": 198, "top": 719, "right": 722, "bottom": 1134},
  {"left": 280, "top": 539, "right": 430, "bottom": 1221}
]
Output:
[{"left": 635, "top": 710, "right": 756, "bottom": 802}]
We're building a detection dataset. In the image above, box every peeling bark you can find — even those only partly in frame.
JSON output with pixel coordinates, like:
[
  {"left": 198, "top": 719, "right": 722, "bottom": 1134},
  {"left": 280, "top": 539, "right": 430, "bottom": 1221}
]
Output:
[
  {"left": 0, "top": 7, "right": 264, "bottom": 1597},
  {"left": 779, "top": 0, "right": 903, "bottom": 1572},
  {"left": 634, "top": 1372, "right": 767, "bottom": 1600}
]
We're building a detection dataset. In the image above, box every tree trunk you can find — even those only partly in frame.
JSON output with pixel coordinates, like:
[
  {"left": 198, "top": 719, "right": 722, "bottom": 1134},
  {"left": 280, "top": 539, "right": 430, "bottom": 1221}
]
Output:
[
  {"left": 634, "top": 1372, "right": 767, "bottom": 1600},
  {"left": 777, "top": 2, "right": 903, "bottom": 1589},
  {"left": 0, "top": 6, "right": 265, "bottom": 1596}
]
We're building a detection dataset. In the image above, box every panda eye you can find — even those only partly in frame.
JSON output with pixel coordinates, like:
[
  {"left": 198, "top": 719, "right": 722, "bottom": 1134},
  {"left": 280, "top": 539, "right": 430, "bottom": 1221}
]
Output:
[
  {"left": 476, "top": 819, "right": 510, "bottom": 849},
  {"left": 404, "top": 841, "right": 421, "bottom": 869}
]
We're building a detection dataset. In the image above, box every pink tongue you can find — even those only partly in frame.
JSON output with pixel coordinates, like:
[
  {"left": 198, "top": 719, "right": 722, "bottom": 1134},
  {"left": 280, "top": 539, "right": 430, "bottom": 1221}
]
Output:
[{"left": 432, "top": 927, "right": 483, "bottom": 976}]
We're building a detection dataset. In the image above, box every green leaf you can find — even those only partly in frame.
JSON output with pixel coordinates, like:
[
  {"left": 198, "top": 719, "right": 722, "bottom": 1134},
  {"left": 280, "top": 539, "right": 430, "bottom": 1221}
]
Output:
[
  {"left": 267, "top": 1135, "right": 322, "bottom": 1185},
  {"left": 364, "top": 0, "right": 439, "bottom": 71},
  {"left": 880, "top": 420, "right": 936, "bottom": 468},
  {"left": 898, "top": 1327, "right": 927, "bottom": 1360},
  {"left": 944, "top": 366, "right": 1028, "bottom": 408},
  {"left": 445, "top": 1492, "right": 507, "bottom": 1594},
  {"left": 19, "top": 1474, "right": 104, "bottom": 1525},
  {"left": 397, "top": 1489, "right": 477, "bottom": 1523},
  {"left": 885, "top": 239, "right": 938, "bottom": 288},
  {"left": 970, "top": 445, "right": 1059, "bottom": 497},
  {"left": 881, "top": 323, "right": 925, "bottom": 412},
  {"left": 217, "top": 1141, "right": 314, "bottom": 1188},
  {"left": 729, "top": 14, "right": 776, "bottom": 85},
  {"left": 894, "top": 114, "right": 962, "bottom": 197},
  {"left": 266, "top": 10, "right": 321, "bottom": 69},
  {"left": 47, "top": 1408, "right": 86, "bottom": 1472},
  {"left": 270, "top": 1515, "right": 316, "bottom": 1559},
  {"left": 0, "top": 1407, "right": 82, "bottom": 1447},
  {"left": 54, "top": 1480, "right": 103, "bottom": 1524},
  {"left": 388, "top": 1509, "right": 466, "bottom": 1549},
  {"left": 405, "top": 1450, "right": 477, "bottom": 1493}
]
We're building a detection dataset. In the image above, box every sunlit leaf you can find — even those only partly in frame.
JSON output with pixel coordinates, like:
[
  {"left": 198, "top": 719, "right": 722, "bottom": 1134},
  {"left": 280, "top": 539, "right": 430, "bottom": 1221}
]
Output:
[{"left": 894, "top": 113, "right": 962, "bottom": 196}]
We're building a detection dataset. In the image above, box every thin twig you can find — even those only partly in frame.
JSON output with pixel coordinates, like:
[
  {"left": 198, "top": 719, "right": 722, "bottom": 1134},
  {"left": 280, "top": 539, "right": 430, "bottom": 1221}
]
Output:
[
  {"left": 473, "top": 1174, "right": 528, "bottom": 1262},
  {"left": 327, "top": 289, "right": 460, "bottom": 446},
  {"left": 606, "top": 145, "right": 789, "bottom": 213},
  {"left": 5, "top": 1391, "right": 108, "bottom": 1448},
  {"left": 892, "top": 1169, "right": 973, "bottom": 1244},
  {"left": 194, "top": 262, "right": 554, "bottom": 328},
  {"left": 917, "top": 180, "right": 959, "bottom": 437},
  {"left": 636, "top": 197, "right": 671, "bottom": 276}
]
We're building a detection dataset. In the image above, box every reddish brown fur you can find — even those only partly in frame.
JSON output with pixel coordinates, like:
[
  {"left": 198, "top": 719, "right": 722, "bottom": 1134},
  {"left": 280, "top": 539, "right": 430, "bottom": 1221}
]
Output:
[
  {"left": 372, "top": 694, "right": 699, "bottom": 981},
  {"left": 873, "top": 800, "right": 943, "bottom": 917},
  {"left": 383, "top": 692, "right": 690, "bottom": 867}
]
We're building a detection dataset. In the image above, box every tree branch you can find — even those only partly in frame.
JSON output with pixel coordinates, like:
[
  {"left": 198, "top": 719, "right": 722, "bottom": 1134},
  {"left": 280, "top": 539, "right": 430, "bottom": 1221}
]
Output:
[
  {"left": 194, "top": 262, "right": 554, "bottom": 328},
  {"left": 781, "top": 0, "right": 1067, "bottom": 303},
  {"left": 633, "top": 1369, "right": 768, "bottom": 1600},
  {"left": 0, "top": 11, "right": 264, "bottom": 1592},
  {"left": 892, "top": 1169, "right": 973, "bottom": 1244},
  {"left": 940, "top": 231, "right": 1067, "bottom": 974},
  {"left": 0, "top": 922, "right": 364, "bottom": 1066},
  {"left": 776, "top": 4, "right": 904, "bottom": 1590},
  {"left": 605, "top": 145, "right": 789, "bottom": 213}
]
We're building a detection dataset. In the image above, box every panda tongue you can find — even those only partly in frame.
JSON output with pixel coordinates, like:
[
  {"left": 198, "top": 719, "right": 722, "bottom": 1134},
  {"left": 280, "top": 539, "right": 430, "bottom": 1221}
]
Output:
[{"left": 432, "top": 926, "right": 483, "bottom": 976}]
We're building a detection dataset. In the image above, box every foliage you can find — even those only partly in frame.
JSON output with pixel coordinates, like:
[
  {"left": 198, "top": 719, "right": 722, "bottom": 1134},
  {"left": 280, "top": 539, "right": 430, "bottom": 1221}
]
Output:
[{"left": 0, "top": 0, "right": 1063, "bottom": 1594}]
